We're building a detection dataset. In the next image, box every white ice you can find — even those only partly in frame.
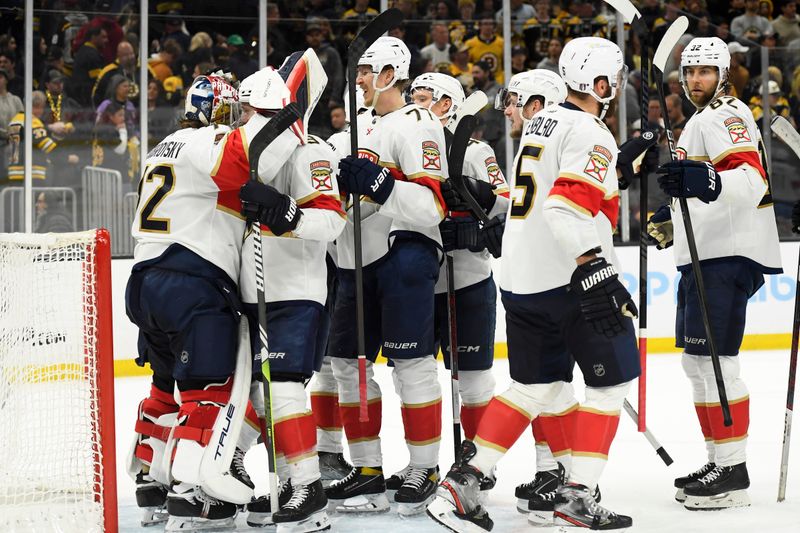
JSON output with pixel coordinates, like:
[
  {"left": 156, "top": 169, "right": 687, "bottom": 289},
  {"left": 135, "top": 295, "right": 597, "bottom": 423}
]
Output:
[{"left": 115, "top": 350, "right": 800, "bottom": 532}]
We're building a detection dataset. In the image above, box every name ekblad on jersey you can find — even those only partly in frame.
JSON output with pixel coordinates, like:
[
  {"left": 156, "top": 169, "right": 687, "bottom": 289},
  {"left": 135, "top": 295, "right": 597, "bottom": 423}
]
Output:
[
  {"left": 724, "top": 117, "right": 751, "bottom": 144},
  {"left": 422, "top": 141, "right": 441, "bottom": 170},
  {"left": 485, "top": 156, "right": 503, "bottom": 185},
  {"left": 583, "top": 145, "right": 612, "bottom": 183},
  {"left": 310, "top": 160, "right": 333, "bottom": 191}
]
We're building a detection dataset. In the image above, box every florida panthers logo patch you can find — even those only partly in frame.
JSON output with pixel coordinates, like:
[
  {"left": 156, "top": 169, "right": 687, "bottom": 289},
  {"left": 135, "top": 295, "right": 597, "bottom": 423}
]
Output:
[
  {"left": 583, "top": 145, "right": 612, "bottom": 183},
  {"left": 676, "top": 148, "right": 687, "bottom": 160},
  {"left": 485, "top": 156, "right": 503, "bottom": 185},
  {"left": 422, "top": 141, "right": 441, "bottom": 170},
  {"left": 724, "top": 117, "right": 750, "bottom": 144},
  {"left": 310, "top": 160, "right": 333, "bottom": 191},
  {"left": 358, "top": 149, "right": 379, "bottom": 163}
]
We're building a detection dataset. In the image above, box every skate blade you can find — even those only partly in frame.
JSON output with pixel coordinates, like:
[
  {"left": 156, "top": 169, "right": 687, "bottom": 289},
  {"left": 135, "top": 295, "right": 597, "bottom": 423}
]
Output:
[
  {"left": 276, "top": 510, "right": 331, "bottom": 532},
  {"left": 426, "top": 496, "right": 491, "bottom": 533},
  {"left": 684, "top": 489, "right": 751, "bottom": 511},
  {"left": 164, "top": 515, "right": 237, "bottom": 532},
  {"left": 397, "top": 494, "right": 435, "bottom": 517},
  {"left": 140, "top": 506, "right": 169, "bottom": 527},
  {"left": 527, "top": 510, "right": 554, "bottom": 527},
  {"left": 515, "top": 498, "right": 529, "bottom": 514},
  {"left": 674, "top": 488, "right": 686, "bottom": 503},
  {"left": 331, "top": 493, "right": 390, "bottom": 513},
  {"left": 245, "top": 511, "right": 274, "bottom": 527}
]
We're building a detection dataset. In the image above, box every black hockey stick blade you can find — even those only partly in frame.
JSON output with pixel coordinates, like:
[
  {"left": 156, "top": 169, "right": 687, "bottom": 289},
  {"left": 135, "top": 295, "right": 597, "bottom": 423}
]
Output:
[
  {"left": 347, "top": 9, "right": 405, "bottom": 66},
  {"left": 248, "top": 102, "right": 303, "bottom": 180},
  {"left": 447, "top": 115, "right": 490, "bottom": 224}
]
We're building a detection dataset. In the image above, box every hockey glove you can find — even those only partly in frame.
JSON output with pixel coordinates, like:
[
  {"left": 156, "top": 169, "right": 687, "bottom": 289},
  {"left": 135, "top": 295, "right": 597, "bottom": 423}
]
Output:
[
  {"left": 656, "top": 160, "right": 721, "bottom": 203},
  {"left": 240, "top": 182, "right": 302, "bottom": 236},
  {"left": 469, "top": 214, "right": 505, "bottom": 258},
  {"left": 440, "top": 217, "right": 479, "bottom": 252},
  {"left": 646, "top": 205, "right": 673, "bottom": 249},
  {"left": 792, "top": 200, "right": 800, "bottom": 234},
  {"left": 441, "top": 177, "right": 497, "bottom": 213},
  {"left": 337, "top": 155, "right": 395, "bottom": 204},
  {"left": 617, "top": 129, "right": 659, "bottom": 190},
  {"left": 570, "top": 257, "right": 638, "bottom": 338}
]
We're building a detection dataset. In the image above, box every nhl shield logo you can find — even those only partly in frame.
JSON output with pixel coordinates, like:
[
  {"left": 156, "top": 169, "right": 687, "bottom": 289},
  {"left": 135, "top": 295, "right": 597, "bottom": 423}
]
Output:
[
  {"left": 593, "top": 363, "right": 606, "bottom": 377},
  {"left": 422, "top": 141, "right": 442, "bottom": 171}
]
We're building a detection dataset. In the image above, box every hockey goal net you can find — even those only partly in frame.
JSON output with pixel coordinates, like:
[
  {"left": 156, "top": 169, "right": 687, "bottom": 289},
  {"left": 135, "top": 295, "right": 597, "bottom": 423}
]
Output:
[{"left": 0, "top": 229, "right": 117, "bottom": 533}]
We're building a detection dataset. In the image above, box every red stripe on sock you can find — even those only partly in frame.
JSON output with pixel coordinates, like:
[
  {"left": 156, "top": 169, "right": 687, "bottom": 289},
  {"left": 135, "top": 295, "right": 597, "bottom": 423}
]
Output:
[
  {"left": 340, "top": 400, "right": 382, "bottom": 441},
  {"left": 531, "top": 417, "right": 546, "bottom": 443},
  {"left": 402, "top": 399, "right": 442, "bottom": 444},
  {"left": 474, "top": 397, "right": 531, "bottom": 451},
  {"left": 708, "top": 398, "right": 749, "bottom": 443},
  {"left": 461, "top": 403, "right": 488, "bottom": 441},
  {"left": 538, "top": 409, "right": 576, "bottom": 456},
  {"left": 571, "top": 410, "right": 620, "bottom": 457},
  {"left": 275, "top": 412, "right": 317, "bottom": 460},
  {"left": 694, "top": 403, "right": 712, "bottom": 440},
  {"left": 311, "top": 393, "right": 342, "bottom": 430}
]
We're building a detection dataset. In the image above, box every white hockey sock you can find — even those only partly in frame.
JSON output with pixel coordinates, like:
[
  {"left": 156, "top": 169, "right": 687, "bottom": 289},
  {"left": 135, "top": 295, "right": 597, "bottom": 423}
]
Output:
[
  {"left": 331, "top": 357, "right": 382, "bottom": 467},
  {"left": 273, "top": 381, "right": 320, "bottom": 486},
  {"left": 682, "top": 354, "right": 715, "bottom": 463},
  {"left": 393, "top": 357, "right": 442, "bottom": 468},
  {"left": 309, "top": 357, "right": 344, "bottom": 454}
]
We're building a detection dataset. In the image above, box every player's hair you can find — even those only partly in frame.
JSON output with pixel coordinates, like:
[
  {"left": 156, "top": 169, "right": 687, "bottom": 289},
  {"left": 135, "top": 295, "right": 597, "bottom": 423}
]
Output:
[{"left": 395, "top": 78, "right": 411, "bottom": 92}]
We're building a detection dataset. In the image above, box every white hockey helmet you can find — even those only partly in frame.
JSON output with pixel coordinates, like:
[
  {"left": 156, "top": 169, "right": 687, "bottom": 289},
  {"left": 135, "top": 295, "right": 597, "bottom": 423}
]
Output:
[
  {"left": 495, "top": 69, "right": 567, "bottom": 111},
  {"left": 410, "top": 72, "right": 465, "bottom": 119},
  {"left": 679, "top": 37, "right": 731, "bottom": 103},
  {"left": 358, "top": 36, "right": 411, "bottom": 88},
  {"left": 559, "top": 37, "right": 627, "bottom": 106},
  {"left": 246, "top": 67, "right": 291, "bottom": 111},
  {"left": 184, "top": 74, "right": 240, "bottom": 126}
]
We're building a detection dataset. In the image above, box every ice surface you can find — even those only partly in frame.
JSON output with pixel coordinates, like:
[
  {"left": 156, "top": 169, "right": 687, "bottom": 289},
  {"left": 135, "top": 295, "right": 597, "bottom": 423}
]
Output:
[{"left": 115, "top": 351, "right": 800, "bottom": 532}]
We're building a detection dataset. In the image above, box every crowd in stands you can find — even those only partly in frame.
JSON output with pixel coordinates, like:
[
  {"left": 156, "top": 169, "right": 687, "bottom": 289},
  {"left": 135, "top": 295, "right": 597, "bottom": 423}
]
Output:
[{"left": 0, "top": 0, "right": 799, "bottom": 238}]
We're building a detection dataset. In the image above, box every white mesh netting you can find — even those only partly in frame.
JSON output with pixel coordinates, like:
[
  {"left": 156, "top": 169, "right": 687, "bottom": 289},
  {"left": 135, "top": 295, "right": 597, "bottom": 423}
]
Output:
[{"left": 0, "top": 231, "right": 108, "bottom": 533}]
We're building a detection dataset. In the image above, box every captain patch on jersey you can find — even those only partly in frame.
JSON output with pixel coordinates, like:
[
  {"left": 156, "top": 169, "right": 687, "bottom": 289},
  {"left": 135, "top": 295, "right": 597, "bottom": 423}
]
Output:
[
  {"left": 310, "top": 160, "right": 333, "bottom": 191},
  {"left": 724, "top": 116, "right": 750, "bottom": 144},
  {"left": 422, "top": 140, "right": 442, "bottom": 170},
  {"left": 583, "top": 145, "right": 612, "bottom": 183}
]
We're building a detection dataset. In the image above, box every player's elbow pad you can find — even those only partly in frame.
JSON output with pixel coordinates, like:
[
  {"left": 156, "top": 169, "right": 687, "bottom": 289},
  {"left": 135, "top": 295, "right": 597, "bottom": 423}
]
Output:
[{"left": 717, "top": 164, "right": 768, "bottom": 207}]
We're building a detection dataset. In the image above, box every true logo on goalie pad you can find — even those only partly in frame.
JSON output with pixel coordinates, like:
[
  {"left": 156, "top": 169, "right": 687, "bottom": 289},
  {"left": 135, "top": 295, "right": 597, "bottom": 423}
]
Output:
[
  {"left": 583, "top": 145, "right": 611, "bottom": 183},
  {"left": 422, "top": 141, "right": 441, "bottom": 170},
  {"left": 724, "top": 117, "right": 750, "bottom": 144},
  {"left": 214, "top": 404, "right": 236, "bottom": 460},
  {"left": 310, "top": 160, "right": 333, "bottom": 191}
]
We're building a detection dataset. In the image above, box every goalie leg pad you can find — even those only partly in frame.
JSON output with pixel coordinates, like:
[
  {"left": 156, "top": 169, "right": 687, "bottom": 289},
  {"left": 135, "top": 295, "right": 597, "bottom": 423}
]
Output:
[
  {"left": 393, "top": 356, "right": 442, "bottom": 468},
  {"left": 127, "top": 382, "right": 180, "bottom": 486},
  {"left": 332, "top": 357, "right": 382, "bottom": 467},
  {"left": 310, "top": 356, "right": 344, "bottom": 454},
  {"left": 459, "top": 369, "right": 495, "bottom": 441},
  {"left": 273, "top": 380, "right": 320, "bottom": 486}
]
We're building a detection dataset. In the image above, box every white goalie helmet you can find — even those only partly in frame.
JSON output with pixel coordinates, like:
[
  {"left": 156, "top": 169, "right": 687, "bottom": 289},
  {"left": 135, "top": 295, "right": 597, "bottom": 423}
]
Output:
[
  {"left": 679, "top": 37, "right": 731, "bottom": 103},
  {"left": 410, "top": 72, "right": 465, "bottom": 119},
  {"left": 358, "top": 36, "right": 411, "bottom": 87},
  {"left": 494, "top": 69, "right": 567, "bottom": 111},
  {"left": 559, "top": 37, "right": 627, "bottom": 106},
  {"left": 246, "top": 67, "right": 291, "bottom": 110}
]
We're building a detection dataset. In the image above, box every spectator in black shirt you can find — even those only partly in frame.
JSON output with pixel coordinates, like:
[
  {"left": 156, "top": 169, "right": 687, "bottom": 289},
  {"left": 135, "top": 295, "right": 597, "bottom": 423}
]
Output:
[
  {"left": 69, "top": 26, "right": 109, "bottom": 108},
  {"left": 226, "top": 34, "right": 257, "bottom": 83}
]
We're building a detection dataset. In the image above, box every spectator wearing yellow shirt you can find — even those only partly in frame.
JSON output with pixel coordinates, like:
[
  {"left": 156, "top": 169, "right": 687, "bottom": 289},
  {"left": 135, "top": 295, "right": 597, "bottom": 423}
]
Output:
[{"left": 464, "top": 18, "right": 504, "bottom": 84}]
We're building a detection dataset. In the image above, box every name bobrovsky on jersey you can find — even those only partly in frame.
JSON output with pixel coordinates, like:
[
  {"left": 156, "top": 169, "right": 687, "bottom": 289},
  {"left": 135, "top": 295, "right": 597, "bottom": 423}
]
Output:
[{"left": 147, "top": 140, "right": 187, "bottom": 160}]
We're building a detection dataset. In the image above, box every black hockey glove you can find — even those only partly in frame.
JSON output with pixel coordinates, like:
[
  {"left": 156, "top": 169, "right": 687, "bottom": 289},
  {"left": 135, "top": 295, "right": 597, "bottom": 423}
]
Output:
[
  {"left": 441, "top": 176, "right": 497, "bottom": 213},
  {"left": 440, "top": 217, "right": 479, "bottom": 252},
  {"left": 792, "top": 200, "right": 800, "bottom": 234},
  {"left": 337, "top": 155, "right": 395, "bottom": 204},
  {"left": 570, "top": 257, "right": 638, "bottom": 338},
  {"left": 646, "top": 204, "right": 673, "bottom": 249},
  {"left": 240, "top": 182, "right": 302, "bottom": 236},
  {"left": 656, "top": 160, "right": 721, "bottom": 203},
  {"left": 617, "top": 129, "right": 659, "bottom": 190},
  {"left": 470, "top": 214, "right": 505, "bottom": 258}
]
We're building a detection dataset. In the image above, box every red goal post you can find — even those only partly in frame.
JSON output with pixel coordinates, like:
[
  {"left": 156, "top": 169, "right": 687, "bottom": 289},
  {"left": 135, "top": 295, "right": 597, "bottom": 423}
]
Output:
[{"left": 0, "top": 229, "right": 118, "bottom": 532}]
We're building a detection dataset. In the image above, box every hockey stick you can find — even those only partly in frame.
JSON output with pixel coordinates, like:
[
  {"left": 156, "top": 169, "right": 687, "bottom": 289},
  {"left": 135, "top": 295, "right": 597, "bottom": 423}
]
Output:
[
  {"left": 445, "top": 91, "right": 488, "bottom": 133},
  {"left": 443, "top": 110, "right": 477, "bottom": 458},
  {"left": 248, "top": 103, "right": 303, "bottom": 513},
  {"left": 772, "top": 115, "right": 800, "bottom": 502},
  {"left": 653, "top": 16, "right": 732, "bottom": 427},
  {"left": 622, "top": 399, "right": 674, "bottom": 466},
  {"left": 447, "top": 115, "right": 491, "bottom": 225},
  {"left": 346, "top": 8, "right": 405, "bottom": 422}
]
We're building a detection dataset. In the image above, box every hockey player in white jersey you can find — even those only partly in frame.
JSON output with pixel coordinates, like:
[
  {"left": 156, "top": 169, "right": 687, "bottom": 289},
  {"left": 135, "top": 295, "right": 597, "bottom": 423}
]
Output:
[
  {"left": 428, "top": 38, "right": 640, "bottom": 532},
  {"left": 325, "top": 36, "right": 449, "bottom": 515},
  {"left": 648, "top": 36, "right": 781, "bottom": 511}
]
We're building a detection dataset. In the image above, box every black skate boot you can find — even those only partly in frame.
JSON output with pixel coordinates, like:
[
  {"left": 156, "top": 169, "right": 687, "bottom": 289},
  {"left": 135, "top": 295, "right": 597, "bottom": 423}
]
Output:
[
  {"left": 554, "top": 483, "right": 632, "bottom": 530},
  {"left": 231, "top": 447, "right": 255, "bottom": 490},
  {"left": 135, "top": 469, "right": 169, "bottom": 526},
  {"left": 426, "top": 462, "right": 493, "bottom": 532},
  {"left": 394, "top": 466, "right": 440, "bottom": 516},
  {"left": 246, "top": 480, "right": 293, "bottom": 527},
  {"left": 683, "top": 463, "right": 751, "bottom": 511},
  {"left": 324, "top": 466, "right": 390, "bottom": 513},
  {"left": 673, "top": 462, "right": 716, "bottom": 502},
  {"left": 273, "top": 479, "right": 331, "bottom": 532},
  {"left": 527, "top": 479, "right": 602, "bottom": 526},
  {"left": 164, "top": 482, "right": 238, "bottom": 532},
  {"left": 514, "top": 463, "right": 565, "bottom": 513},
  {"left": 386, "top": 464, "right": 412, "bottom": 494},
  {"left": 456, "top": 440, "right": 497, "bottom": 497},
  {"left": 318, "top": 451, "right": 353, "bottom": 486}
]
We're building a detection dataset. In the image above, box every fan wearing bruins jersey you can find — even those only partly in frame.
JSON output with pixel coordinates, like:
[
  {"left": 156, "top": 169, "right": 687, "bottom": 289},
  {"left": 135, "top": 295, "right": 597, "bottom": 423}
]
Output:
[
  {"left": 648, "top": 37, "right": 781, "bottom": 512},
  {"left": 428, "top": 38, "right": 640, "bottom": 533},
  {"left": 464, "top": 18, "right": 505, "bottom": 84}
]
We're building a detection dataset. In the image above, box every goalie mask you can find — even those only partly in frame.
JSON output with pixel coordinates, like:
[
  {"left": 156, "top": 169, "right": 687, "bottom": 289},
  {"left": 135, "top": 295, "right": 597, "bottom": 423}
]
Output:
[
  {"left": 560, "top": 37, "right": 627, "bottom": 118},
  {"left": 410, "top": 72, "right": 465, "bottom": 120},
  {"left": 679, "top": 37, "right": 730, "bottom": 106},
  {"left": 184, "top": 74, "right": 240, "bottom": 126},
  {"left": 495, "top": 69, "right": 567, "bottom": 113},
  {"left": 278, "top": 48, "right": 328, "bottom": 143}
]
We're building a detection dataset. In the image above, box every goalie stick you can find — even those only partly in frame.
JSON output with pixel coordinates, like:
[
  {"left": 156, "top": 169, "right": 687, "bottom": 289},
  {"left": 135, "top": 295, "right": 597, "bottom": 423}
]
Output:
[
  {"left": 346, "top": 8, "right": 405, "bottom": 422},
  {"left": 653, "top": 16, "right": 732, "bottom": 427},
  {"left": 772, "top": 115, "right": 800, "bottom": 502},
  {"left": 445, "top": 91, "right": 488, "bottom": 133},
  {"left": 248, "top": 103, "right": 303, "bottom": 513}
]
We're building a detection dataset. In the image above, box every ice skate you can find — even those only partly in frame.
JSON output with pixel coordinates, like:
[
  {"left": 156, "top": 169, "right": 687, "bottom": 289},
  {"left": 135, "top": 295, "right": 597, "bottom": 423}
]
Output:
[
  {"left": 386, "top": 464, "right": 412, "bottom": 496},
  {"left": 514, "top": 463, "right": 564, "bottom": 513},
  {"left": 527, "top": 481, "right": 600, "bottom": 526},
  {"left": 164, "top": 482, "right": 238, "bottom": 531},
  {"left": 456, "top": 440, "right": 496, "bottom": 500},
  {"left": 426, "top": 462, "right": 493, "bottom": 532},
  {"left": 324, "top": 466, "right": 390, "bottom": 513},
  {"left": 135, "top": 469, "right": 169, "bottom": 526},
  {"left": 674, "top": 462, "right": 716, "bottom": 502},
  {"left": 553, "top": 483, "right": 631, "bottom": 530},
  {"left": 318, "top": 451, "right": 353, "bottom": 486},
  {"left": 246, "top": 479, "right": 293, "bottom": 527},
  {"left": 394, "top": 466, "right": 440, "bottom": 516},
  {"left": 683, "top": 463, "right": 751, "bottom": 511},
  {"left": 273, "top": 479, "right": 331, "bottom": 532}
]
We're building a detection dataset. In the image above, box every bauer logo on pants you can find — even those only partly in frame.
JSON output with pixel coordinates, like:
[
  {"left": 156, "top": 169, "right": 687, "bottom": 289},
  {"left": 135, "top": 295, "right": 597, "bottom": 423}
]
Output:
[
  {"left": 422, "top": 141, "right": 442, "bottom": 170},
  {"left": 310, "top": 160, "right": 333, "bottom": 191}
]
